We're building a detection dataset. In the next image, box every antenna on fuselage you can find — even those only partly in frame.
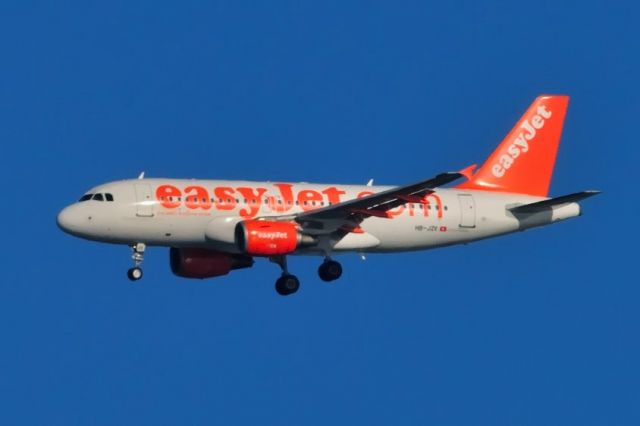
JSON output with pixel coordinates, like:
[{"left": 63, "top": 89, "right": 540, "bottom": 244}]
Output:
[
  {"left": 366, "top": 179, "right": 374, "bottom": 187},
  {"left": 138, "top": 171, "right": 145, "bottom": 180}
]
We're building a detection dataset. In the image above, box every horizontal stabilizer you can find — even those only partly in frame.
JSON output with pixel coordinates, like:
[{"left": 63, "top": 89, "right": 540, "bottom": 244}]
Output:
[{"left": 508, "top": 190, "right": 601, "bottom": 214}]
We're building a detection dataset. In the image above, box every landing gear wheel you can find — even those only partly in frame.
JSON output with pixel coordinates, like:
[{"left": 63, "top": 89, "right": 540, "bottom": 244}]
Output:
[
  {"left": 275, "top": 274, "right": 300, "bottom": 296},
  {"left": 127, "top": 267, "right": 143, "bottom": 281},
  {"left": 318, "top": 260, "right": 342, "bottom": 282},
  {"left": 127, "top": 243, "right": 146, "bottom": 282}
]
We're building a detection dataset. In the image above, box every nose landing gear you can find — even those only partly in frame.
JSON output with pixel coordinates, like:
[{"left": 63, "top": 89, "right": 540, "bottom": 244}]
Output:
[
  {"left": 127, "top": 267, "right": 143, "bottom": 281},
  {"left": 127, "top": 243, "right": 146, "bottom": 281}
]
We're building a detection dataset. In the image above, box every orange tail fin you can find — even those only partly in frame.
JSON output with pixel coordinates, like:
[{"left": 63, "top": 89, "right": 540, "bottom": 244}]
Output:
[{"left": 457, "top": 95, "right": 569, "bottom": 197}]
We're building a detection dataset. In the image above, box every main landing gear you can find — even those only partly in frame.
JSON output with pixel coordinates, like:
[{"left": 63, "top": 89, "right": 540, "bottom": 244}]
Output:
[
  {"left": 270, "top": 256, "right": 343, "bottom": 296},
  {"left": 271, "top": 256, "right": 300, "bottom": 296},
  {"left": 318, "top": 258, "right": 342, "bottom": 282},
  {"left": 127, "top": 243, "right": 145, "bottom": 281}
]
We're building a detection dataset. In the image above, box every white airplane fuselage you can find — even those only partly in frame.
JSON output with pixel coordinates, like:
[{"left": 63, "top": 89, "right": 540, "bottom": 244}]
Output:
[
  {"left": 57, "top": 178, "right": 580, "bottom": 253},
  {"left": 56, "top": 95, "right": 597, "bottom": 294}
]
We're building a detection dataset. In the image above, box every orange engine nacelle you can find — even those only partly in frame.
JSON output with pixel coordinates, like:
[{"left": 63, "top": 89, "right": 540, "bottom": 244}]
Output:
[
  {"left": 170, "top": 248, "right": 254, "bottom": 279},
  {"left": 235, "top": 220, "right": 316, "bottom": 256}
]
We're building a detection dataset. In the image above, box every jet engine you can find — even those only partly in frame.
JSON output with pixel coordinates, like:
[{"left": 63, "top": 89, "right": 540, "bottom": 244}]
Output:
[
  {"left": 235, "top": 220, "right": 316, "bottom": 256},
  {"left": 170, "top": 248, "right": 254, "bottom": 278}
]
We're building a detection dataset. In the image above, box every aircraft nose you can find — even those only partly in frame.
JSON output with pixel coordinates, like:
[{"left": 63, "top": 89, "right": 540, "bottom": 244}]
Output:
[{"left": 57, "top": 205, "right": 79, "bottom": 234}]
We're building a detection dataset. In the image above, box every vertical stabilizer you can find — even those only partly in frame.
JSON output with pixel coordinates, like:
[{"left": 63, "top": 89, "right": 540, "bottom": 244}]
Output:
[{"left": 457, "top": 95, "right": 569, "bottom": 197}]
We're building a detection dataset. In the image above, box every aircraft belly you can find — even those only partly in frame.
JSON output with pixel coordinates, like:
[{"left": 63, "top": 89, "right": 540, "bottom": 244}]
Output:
[{"left": 104, "top": 214, "right": 212, "bottom": 247}]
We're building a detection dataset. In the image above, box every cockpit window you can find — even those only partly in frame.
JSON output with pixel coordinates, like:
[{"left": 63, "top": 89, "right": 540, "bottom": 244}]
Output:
[{"left": 79, "top": 193, "right": 113, "bottom": 202}]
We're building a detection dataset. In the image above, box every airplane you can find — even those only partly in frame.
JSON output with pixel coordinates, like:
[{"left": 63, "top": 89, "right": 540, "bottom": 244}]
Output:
[{"left": 57, "top": 95, "right": 599, "bottom": 295}]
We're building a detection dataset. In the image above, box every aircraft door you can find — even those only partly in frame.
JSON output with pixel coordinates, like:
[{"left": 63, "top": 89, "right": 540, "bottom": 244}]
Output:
[
  {"left": 134, "top": 183, "right": 154, "bottom": 217},
  {"left": 458, "top": 194, "right": 476, "bottom": 228}
]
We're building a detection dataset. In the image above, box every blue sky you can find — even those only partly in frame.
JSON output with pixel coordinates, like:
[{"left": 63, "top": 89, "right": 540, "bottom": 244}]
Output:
[{"left": 1, "top": 1, "right": 637, "bottom": 425}]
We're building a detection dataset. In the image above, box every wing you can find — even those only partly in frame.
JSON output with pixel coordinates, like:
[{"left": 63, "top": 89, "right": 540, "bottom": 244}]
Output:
[{"left": 293, "top": 172, "right": 463, "bottom": 233}]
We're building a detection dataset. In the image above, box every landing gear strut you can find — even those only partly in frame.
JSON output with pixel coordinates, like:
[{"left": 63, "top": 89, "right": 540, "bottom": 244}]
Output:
[
  {"left": 318, "top": 258, "right": 342, "bottom": 282},
  {"left": 127, "top": 243, "right": 145, "bottom": 281},
  {"left": 270, "top": 256, "right": 300, "bottom": 296}
]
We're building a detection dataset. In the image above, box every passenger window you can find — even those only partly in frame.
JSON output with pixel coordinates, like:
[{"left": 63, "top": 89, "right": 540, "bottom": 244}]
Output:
[
  {"left": 105, "top": 193, "right": 114, "bottom": 202},
  {"left": 79, "top": 194, "right": 93, "bottom": 202},
  {"left": 92, "top": 193, "right": 104, "bottom": 201}
]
